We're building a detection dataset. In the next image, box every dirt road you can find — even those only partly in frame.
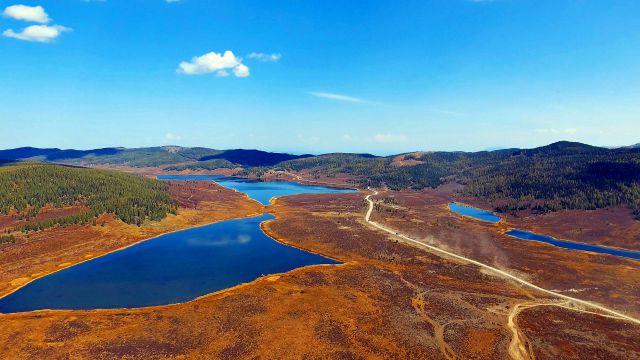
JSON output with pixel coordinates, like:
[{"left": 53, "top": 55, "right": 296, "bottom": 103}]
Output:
[{"left": 364, "top": 188, "right": 640, "bottom": 359}]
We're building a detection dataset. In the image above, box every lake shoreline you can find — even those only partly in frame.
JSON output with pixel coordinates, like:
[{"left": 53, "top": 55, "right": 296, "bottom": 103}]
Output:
[
  {"left": 0, "top": 210, "right": 266, "bottom": 304},
  {"left": 0, "top": 179, "right": 354, "bottom": 313},
  {"left": 0, "top": 180, "right": 265, "bottom": 300},
  {"left": 448, "top": 200, "right": 640, "bottom": 261}
]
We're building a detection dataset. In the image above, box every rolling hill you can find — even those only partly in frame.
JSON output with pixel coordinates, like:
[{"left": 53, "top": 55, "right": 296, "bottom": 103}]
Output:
[
  {"left": 2, "top": 141, "right": 639, "bottom": 218},
  {"left": 0, "top": 164, "right": 176, "bottom": 230},
  {"left": 0, "top": 146, "right": 311, "bottom": 168}
]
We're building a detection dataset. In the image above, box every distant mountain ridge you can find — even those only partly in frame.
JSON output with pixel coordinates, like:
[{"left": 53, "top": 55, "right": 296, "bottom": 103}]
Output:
[
  {"left": 0, "top": 146, "right": 313, "bottom": 168},
  {"left": 0, "top": 141, "right": 633, "bottom": 168},
  {"left": 0, "top": 147, "right": 122, "bottom": 162}
]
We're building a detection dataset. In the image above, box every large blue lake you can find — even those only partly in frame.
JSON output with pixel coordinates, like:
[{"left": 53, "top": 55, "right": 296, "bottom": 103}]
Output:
[{"left": 0, "top": 178, "right": 353, "bottom": 313}]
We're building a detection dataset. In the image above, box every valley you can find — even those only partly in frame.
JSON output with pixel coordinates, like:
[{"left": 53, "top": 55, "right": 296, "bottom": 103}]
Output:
[{"left": 0, "top": 144, "right": 639, "bottom": 359}]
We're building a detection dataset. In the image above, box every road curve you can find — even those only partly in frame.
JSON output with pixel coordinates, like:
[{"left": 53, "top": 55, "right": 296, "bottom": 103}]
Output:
[{"left": 364, "top": 188, "right": 640, "bottom": 325}]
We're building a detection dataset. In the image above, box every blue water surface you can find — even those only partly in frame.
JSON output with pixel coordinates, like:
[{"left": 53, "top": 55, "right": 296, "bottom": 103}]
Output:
[
  {"left": 0, "top": 179, "right": 351, "bottom": 313},
  {"left": 447, "top": 202, "right": 639, "bottom": 261},
  {"left": 448, "top": 202, "right": 501, "bottom": 223},
  {"left": 505, "top": 229, "right": 640, "bottom": 261},
  {"left": 157, "top": 175, "right": 355, "bottom": 205}
]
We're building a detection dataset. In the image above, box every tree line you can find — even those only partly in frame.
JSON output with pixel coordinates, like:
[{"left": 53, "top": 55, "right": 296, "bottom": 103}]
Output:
[{"left": 0, "top": 164, "right": 177, "bottom": 232}]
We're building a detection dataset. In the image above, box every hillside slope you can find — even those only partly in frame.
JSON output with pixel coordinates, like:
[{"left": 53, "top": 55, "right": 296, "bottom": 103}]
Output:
[
  {"left": 269, "top": 142, "right": 640, "bottom": 217},
  {"left": 3, "top": 142, "right": 640, "bottom": 217},
  {"left": 0, "top": 164, "right": 176, "bottom": 230}
]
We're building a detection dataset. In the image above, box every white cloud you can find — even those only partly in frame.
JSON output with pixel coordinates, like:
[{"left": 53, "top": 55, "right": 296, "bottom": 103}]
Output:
[
  {"left": 166, "top": 132, "right": 182, "bottom": 141},
  {"left": 233, "top": 63, "right": 250, "bottom": 77},
  {"left": 3, "top": 5, "right": 50, "bottom": 23},
  {"left": 177, "top": 50, "right": 250, "bottom": 78},
  {"left": 248, "top": 52, "right": 281, "bottom": 62},
  {"left": 3, "top": 25, "right": 71, "bottom": 42},
  {"left": 372, "top": 134, "right": 408, "bottom": 143},
  {"left": 308, "top": 92, "right": 369, "bottom": 104}
]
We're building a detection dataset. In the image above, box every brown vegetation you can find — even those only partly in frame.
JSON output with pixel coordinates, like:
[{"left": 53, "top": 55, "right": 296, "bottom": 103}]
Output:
[
  {"left": 0, "top": 205, "right": 88, "bottom": 230},
  {"left": 369, "top": 189, "right": 640, "bottom": 318},
  {"left": 518, "top": 305, "right": 640, "bottom": 359},
  {"left": 0, "top": 187, "right": 637, "bottom": 359},
  {"left": 390, "top": 152, "right": 427, "bottom": 167}
]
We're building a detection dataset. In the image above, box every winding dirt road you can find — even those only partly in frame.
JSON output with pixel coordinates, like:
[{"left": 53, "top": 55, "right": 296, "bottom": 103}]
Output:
[{"left": 364, "top": 188, "right": 640, "bottom": 359}]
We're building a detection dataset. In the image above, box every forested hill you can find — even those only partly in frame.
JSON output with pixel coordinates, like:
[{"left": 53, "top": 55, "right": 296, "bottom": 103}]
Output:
[
  {"left": 270, "top": 142, "right": 640, "bottom": 218},
  {"left": 198, "top": 149, "right": 312, "bottom": 166},
  {"left": 462, "top": 143, "right": 640, "bottom": 218},
  {"left": 0, "top": 164, "right": 176, "bottom": 231}
]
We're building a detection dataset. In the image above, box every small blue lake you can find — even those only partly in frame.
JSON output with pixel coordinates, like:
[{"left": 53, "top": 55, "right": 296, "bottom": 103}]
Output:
[
  {"left": 448, "top": 202, "right": 501, "bottom": 223},
  {"left": 505, "top": 229, "right": 640, "bottom": 261},
  {"left": 157, "top": 175, "right": 355, "bottom": 205},
  {"left": 0, "top": 178, "right": 351, "bottom": 313},
  {"left": 448, "top": 202, "right": 640, "bottom": 261}
]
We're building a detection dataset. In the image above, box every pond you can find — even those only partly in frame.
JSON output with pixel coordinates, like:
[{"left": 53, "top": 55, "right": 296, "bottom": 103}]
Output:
[{"left": 448, "top": 202, "right": 501, "bottom": 223}]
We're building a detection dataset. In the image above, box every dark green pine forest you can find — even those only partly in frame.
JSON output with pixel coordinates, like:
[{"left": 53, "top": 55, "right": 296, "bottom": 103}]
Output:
[{"left": 0, "top": 164, "right": 176, "bottom": 232}]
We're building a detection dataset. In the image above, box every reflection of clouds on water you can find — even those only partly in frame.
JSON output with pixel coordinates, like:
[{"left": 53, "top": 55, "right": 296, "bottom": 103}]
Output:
[{"left": 187, "top": 234, "right": 252, "bottom": 247}]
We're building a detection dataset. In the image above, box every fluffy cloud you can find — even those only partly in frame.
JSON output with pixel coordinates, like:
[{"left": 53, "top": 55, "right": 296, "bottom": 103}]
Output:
[
  {"left": 248, "top": 52, "right": 281, "bottom": 62},
  {"left": 2, "top": 5, "right": 71, "bottom": 43},
  {"left": 3, "top": 25, "right": 71, "bottom": 42},
  {"left": 177, "top": 50, "right": 249, "bottom": 78},
  {"left": 233, "top": 64, "right": 250, "bottom": 78},
  {"left": 3, "top": 5, "right": 50, "bottom": 23}
]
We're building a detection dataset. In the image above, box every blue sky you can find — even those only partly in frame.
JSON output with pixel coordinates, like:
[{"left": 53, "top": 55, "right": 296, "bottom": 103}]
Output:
[{"left": 1, "top": 0, "right": 639, "bottom": 154}]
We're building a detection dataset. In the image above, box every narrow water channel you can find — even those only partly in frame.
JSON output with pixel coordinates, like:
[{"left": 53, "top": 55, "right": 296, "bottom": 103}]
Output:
[{"left": 448, "top": 202, "right": 640, "bottom": 261}]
